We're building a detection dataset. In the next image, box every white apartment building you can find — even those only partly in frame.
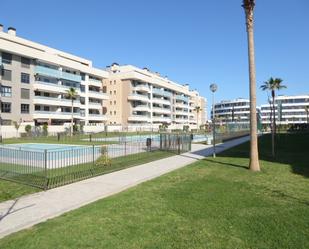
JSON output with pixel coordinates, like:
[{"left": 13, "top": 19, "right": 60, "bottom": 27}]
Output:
[
  {"left": 103, "top": 64, "right": 207, "bottom": 128},
  {"left": 0, "top": 25, "right": 109, "bottom": 126},
  {"left": 260, "top": 94, "right": 309, "bottom": 125},
  {"left": 211, "top": 98, "right": 251, "bottom": 123}
]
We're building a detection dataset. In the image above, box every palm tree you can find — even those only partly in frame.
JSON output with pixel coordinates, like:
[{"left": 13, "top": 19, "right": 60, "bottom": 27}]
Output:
[
  {"left": 242, "top": 0, "right": 260, "bottom": 171},
  {"left": 66, "top": 87, "right": 77, "bottom": 136},
  {"left": 260, "top": 77, "right": 286, "bottom": 157},
  {"left": 194, "top": 106, "right": 201, "bottom": 130}
]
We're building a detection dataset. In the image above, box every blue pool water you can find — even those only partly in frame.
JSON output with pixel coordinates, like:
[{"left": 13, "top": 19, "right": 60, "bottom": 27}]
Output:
[{"left": 3, "top": 143, "right": 90, "bottom": 151}]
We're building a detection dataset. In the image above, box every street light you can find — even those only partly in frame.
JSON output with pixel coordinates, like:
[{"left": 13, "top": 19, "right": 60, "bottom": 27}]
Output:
[{"left": 210, "top": 83, "right": 218, "bottom": 158}]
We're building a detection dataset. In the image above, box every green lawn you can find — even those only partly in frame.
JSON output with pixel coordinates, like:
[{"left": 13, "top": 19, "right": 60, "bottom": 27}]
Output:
[
  {"left": 0, "top": 133, "right": 308, "bottom": 248},
  {"left": 0, "top": 150, "right": 175, "bottom": 200}
]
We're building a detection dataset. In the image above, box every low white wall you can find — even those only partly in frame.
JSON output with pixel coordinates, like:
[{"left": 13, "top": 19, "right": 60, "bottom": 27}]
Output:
[{"left": 83, "top": 125, "right": 106, "bottom": 133}]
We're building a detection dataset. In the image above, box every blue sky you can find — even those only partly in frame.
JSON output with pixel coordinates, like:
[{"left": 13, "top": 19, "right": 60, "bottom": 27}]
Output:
[{"left": 1, "top": 0, "right": 308, "bottom": 110}]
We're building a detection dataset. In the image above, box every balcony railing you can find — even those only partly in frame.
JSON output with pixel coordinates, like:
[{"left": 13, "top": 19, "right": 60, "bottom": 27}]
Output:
[
  {"left": 35, "top": 65, "right": 82, "bottom": 82},
  {"left": 152, "top": 88, "right": 172, "bottom": 98},
  {"left": 175, "top": 95, "right": 189, "bottom": 102}
]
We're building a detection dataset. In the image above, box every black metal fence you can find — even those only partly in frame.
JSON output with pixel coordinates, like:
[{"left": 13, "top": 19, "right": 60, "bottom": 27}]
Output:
[{"left": 0, "top": 133, "right": 191, "bottom": 189}]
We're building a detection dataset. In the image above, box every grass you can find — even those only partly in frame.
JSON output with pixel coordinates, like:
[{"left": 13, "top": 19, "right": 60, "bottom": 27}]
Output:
[
  {"left": 0, "top": 180, "right": 38, "bottom": 203},
  {"left": 0, "top": 133, "right": 308, "bottom": 248},
  {"left": 0, "top": 150, "right": 175, "bottom": 199}
]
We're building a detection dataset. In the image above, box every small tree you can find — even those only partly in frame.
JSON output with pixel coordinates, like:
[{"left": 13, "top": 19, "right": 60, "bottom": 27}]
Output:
[
  {"left": 260, "top": 77, "right": 287, "bottom": 157},
  {"left": 194, "top": 106, "right": 201, "bottom": 130},
  {"left": 66, "top": 87, "right": 78, "bottom": 136},
  {"left": 25, "top": 125, "right": 32, "bottom": 136},
  {"left": 42, "top": 123, "right": 48, "bottom": 136},
  {"left": 13, "top": 121, "right": 21, "bottom": 137}
]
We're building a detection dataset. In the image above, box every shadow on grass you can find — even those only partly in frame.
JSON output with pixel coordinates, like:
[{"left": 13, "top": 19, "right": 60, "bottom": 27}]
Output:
[
  {"left": 202, "top": 158, "right": 248, "bottom": 170},
  {"left": 218, "top": 133, "right": 309, "bottom": 178}
]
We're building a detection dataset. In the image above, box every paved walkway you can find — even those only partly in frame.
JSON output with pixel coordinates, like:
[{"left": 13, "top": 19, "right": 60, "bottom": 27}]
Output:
[{"left": 0, "top": 136, "right": 250, "bottom": 239}]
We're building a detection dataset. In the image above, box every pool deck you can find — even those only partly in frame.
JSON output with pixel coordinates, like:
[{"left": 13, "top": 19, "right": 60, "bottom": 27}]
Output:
[{"left": 0, "top": 136, "right": 250, "bottom": 239}]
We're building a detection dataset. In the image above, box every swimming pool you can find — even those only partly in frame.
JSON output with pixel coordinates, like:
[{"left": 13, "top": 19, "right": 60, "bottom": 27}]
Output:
[
  {"left": 3, "top": 143, "right": 89, "bottom": 151},
  {"left": 0, "top": 143, "right": 102, "bottom": 169}
]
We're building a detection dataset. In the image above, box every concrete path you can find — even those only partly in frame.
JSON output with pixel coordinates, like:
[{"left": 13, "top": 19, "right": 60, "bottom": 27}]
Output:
[{"left": 0, "top": 136, "right": 250, "bottom": 239}]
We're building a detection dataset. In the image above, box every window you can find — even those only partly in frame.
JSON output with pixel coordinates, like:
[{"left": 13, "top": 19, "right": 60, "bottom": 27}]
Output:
[
  {"left": 110, "top": 111, "right": 112, "bottom": 115},
  {"left": 21, "top": 57, "right": 30, "bottom": 68},
  {"left": 1, "top": 69, "right": 11, "bottom": 81},
  {"left": 44, "top": 106, "right": 50, "bottom": 111},
  {"left": 114, "top": 90, "right": 116, "bottom": 95},
  {"left": 1, "top": 86, "right": 12, "bottom": 97},
  {"left": 2, "top": 52, "right": 12, "bottom": 64},
  {"left": 110, "top": 101, "right": 112, "bottom": 105},
  {"left": 21, "top": 104, "right": 30, "bottom": 114},
  {"left": 110, "top": 91, "right": 112, "bottom": 95},
  {"left": 21, "top": 73, "right": 30, "bottom": 84},
  {"left": 114, "top": 80, "right": 116, "bottom": 85},
  {"left": 21, "top": 88, "right": 30, "bottom": 99},
  {"left": 110, "top": 81, "right": 112, "bottom": 85},
  {"left": 114, "top": 111, "right": 116, "bottom": 115},
  {"left": 1, "top": 102, "right": 11, "bottom": 113},
  {"left": 114, "top": 100, "right": 116, "bottom": 104}
]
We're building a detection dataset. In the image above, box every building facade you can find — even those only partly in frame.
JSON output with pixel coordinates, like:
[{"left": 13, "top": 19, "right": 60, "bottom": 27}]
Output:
[
  {"left": 0, "top": 25, "right": 109, "bottom": 126},
  {"left": 0, "top": 26, "right": 206, "bottom": 129},
  {"left": 103, "top": 64, "right": 206, "bottom": 128},
  {"left": 260, "top": 95, "right": 309, "bottom": 125},
  {"left": 211, "top": 98, "right": 251, "bottom": 123}
]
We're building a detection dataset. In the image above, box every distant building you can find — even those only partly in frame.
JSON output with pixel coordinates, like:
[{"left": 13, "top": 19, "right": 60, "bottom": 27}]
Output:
[
  {"left": 260, "top": 94, "right": 309, "bottom": 125},
  {"left": 211, "top": 98, "right": 251, "bottom": 124},
  {"left": 103, "top": 64, "right": 207, "bottom": 128}
]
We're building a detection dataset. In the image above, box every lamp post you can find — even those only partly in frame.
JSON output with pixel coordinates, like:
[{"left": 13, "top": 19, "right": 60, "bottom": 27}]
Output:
[{"left": 210, "top": 83, "right": 218, "bottom": 158}]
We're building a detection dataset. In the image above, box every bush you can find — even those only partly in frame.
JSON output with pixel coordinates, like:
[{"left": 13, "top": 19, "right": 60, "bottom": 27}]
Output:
[
  {"left": 95, "top": 147, "right": 111, "bottom": 167},
  {"left": 25, "top": 125, "right": 32, "bottom": 135},
  {"left": 42, "top": 124, "right": 48, "bottom": 136}
]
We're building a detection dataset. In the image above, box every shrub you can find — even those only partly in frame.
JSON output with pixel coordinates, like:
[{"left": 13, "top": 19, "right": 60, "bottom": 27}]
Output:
[
  {"left": 95, "top": 147, "right": 111, "bottom": 167},
  {"left": 25, "top": 125, "right": 32, "bottom": 135},
  {"left": 42, "top": 124, "right": 48, "bottom": 136}
]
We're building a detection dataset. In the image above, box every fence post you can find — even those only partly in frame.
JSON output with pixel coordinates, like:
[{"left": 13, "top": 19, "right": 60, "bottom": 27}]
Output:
[
  {"left": 44, "top": 149, "right": 48, "bottom": 190},
  {"left": 92, "top": 145, "right": 95, "bottom": 165},
  {"left": 89, "top": 134, "right": 92, "bottom": 142},
  {"left": 177, "top": 135, "right": 181, "bottom": 154},
  {"left": 57, "top": 133, "right": 60, "bottom": 141}
]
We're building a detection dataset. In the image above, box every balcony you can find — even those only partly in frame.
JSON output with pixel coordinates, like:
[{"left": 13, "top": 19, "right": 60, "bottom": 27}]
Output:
[
  {"left": 35, "top": 65, "right": 81, "bottom": 82},
  {"left": 88, "top": 78, "right": 102, "bottom": 87},
  {"left": 174, "top": 117, "right": 189, "bottom": 123},
  {"left": 88, "top": 90, "right": 109, "bottom": 100},
  {"left": 128, "top": 115, "right": 151, "bottom": 122},
  {"left": 152, "top": 107, "right": 171, "bottom": 114},
  {"left": 152, "top": 88, "right": 172, "bottom": 98},
  {"left": 175, "top": 102, "right": 188, "bottom": 108},
  {"left": 33, "top": 111, "right": 82, "bottom": 120},
  {"left": 33, "top": 96, "right": 82, "bottom": 107},
  {"left": 88, "top": 113, "right": 108, "bottom": 121},
  {"left": 152, "top": 97, "right": 171, "bottom": 105},
  {"left": 152, "top": 116, "right": 172, "bottom": 123},
  {"left": 128, "top": 94, "right": 150, "bottom": 102},
  {"left": 33, "top": 81, "right": 81, "bottom": 94},
  {"left": 132, "top": 105, "right": 151, "bottom": 112},
  {"left": 88, "top": 101, "right": 102, "bottom": 109},
  {"left": 133, "top": 84, "right": 150, "bottom": 92},
  {"left": 175, "top": 110, "right": 189, "bottom": 116},
  {"left": 175, "top": 95, "right": 189, "bottom": 102}
]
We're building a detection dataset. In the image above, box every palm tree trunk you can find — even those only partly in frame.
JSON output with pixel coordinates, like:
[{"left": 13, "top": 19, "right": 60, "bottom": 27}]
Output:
[
  {"left": 272, "top": 90, "right": 275, "bottom": 157},
  {"left": 71, "top": 99, "right": 74, "bottom": 136},
  {"left": 244, "top": 1, "right": 260, "bottom": 171}
]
